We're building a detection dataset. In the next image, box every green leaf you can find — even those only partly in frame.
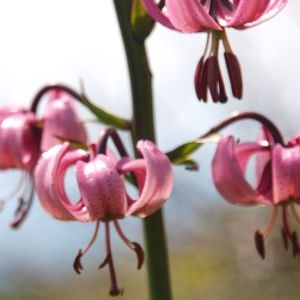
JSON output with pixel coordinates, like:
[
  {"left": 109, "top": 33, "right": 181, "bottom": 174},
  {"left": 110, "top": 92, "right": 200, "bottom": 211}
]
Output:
[
  {"left": 166, "top": 134, "right": 220, "bottom": 169},
  {"left": 167, "top": 141, "right": 201, "bottom": 161},
  {"left": 131, "top": 0, "right": 155, "bottom": 42},
  {"left": 172, "top": 156, "right": 199, "bottom": 171},
  {"left": 80, "top": 94, "right": 131, "bottom": 130}
]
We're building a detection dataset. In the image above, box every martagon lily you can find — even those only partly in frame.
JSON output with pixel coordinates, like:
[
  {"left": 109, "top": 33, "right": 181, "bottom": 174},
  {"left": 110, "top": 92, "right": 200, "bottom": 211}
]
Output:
[
  {"left": 34, "top": 129, "right": 173, "bottom": 296},
  {"left": 0, "top": 86, "right": 87, "bottom": 228},
  {"left": 142, "top": 0, "right": 288, "bottom": 102},
  {"left": 212, "top": 127, "right": 300, "bottom": 258}
]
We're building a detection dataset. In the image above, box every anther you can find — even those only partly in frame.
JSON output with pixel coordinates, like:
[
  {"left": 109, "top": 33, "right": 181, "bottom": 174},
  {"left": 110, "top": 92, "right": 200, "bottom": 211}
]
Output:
[
  {"left": 72, "top": 221, "right": 100, "bottom": 275},
  {"left": 254, "top": 230, "right": 265, "bottom": 259},
  {"left": 113, "top": 220, "right": 145, "bottom": 270}
]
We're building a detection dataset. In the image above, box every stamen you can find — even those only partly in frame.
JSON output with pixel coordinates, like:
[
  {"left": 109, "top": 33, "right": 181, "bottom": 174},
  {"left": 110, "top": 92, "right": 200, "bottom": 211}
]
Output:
[
  {"left": 262, "top": 207, "right": 279, "bottom": 240},
  {"left": 195, "top": 56, "right": 208, "bottom": 101},
  {"left": 224, "top": 52, "right": 242, "bottom": 99},
  {"left": 113, "top": 220, "right": 145, "bottom": 270},
  {"left": 290, "top": 203, "right": 300, "bottom": 224},
  {"left": 195, "top": 33, "right": 212, "bottom": 101},
  {"left": 254, "top": 207, "right": 279, "bottom": 259},
  {"left": 100, "top": 221, "right": 123, "bottom": 296},
  {"left": 220, "top": 30, "right": 242, "bottom": 99},
  {"left": 282, "top": 205, "right": 300, "bottom": 257},
  {"left": 73, "top": 221, "right": 100, "bottom": 274},
  {"left": 207, "top": 56, "right": 227, "bottom": 103},
  {"left": 254, "top": 230, "right": 265, "bottom": 259}
]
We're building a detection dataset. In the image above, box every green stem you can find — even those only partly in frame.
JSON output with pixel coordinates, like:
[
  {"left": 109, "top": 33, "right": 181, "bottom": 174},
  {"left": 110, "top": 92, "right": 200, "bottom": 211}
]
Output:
[{"left": 113, "top": 1, "right": 172, "bottom": 300}]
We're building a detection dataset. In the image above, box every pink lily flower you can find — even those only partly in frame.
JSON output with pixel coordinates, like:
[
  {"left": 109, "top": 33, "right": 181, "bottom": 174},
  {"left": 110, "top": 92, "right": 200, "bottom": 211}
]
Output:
[
  {"left": 142, "top": 0, "right": 288, "bottom": 102},
  {"left": 212, "top": 133, "right": 300, "bottom": 258},
  {"left": 34, "top": 136, "right": 173, "bottom": 295},
  {"left": 40, "top": 90, "right": 87, "bottom": 151},
  {"left": 0, "top": 87, "right": 87, "bottom": 228},
  {"left": 0, "top": 107, "right": 41, "bottom": 228}
]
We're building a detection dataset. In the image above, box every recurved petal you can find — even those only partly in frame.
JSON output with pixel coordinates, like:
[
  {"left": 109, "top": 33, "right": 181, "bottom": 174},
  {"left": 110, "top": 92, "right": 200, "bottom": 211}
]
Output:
[
  {"left": 76, "top": 154, "right": 128, "bottom": 221},
  {"left": 41, "top": 91, "right": 87, "bottom": 151},
  {"left": 212, "top": 136, "right": 270, "bottom": 206},
  {"left": 35, "top": 143, "right": 75, "bottom": 220},
  {"left": 119, "top": 140, "right": 173, "bottom": 217},
  {"left": 34, "top": 142, "right": 88, "bottom": 221},
  {"left": 256, "top": 127, "right": 274, "bottom": 182},
  {"left": 228, "top": 0, "right": 288, "bottom": 29},
  {"left": 272, "top": 144, "right": 300, "bottom": 204},
  {"left": 142, "top": 0, "right": 176, "bottom": 29},
  {"left": 165, "top": 0, "right": 221, "bottom": 32}
]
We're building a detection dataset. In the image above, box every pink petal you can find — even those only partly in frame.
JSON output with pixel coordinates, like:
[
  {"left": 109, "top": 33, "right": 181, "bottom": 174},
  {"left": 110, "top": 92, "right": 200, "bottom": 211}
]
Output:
[
  {"left": 227, "top": 0, "right": 288, "bottom": 28},
  {"left": 272, "top": 144, "right": 300, "bottom": 204},
  {"left": 212, "top": 136, "right": 270, "bottom": 206},
  {"left": 0, "top": 106, "right": 26, "bottom": 121},
  {"left": 165, "top": 0, "right": 221, "bottom": 32},
  {"left": 142, "top": 0, "right": 176, "bottom": 29},
  {"left": 34, "top": 143, "right": 88, "bottom": 221},
  {"left": 41, "top": 91, "right": 87, "bottom": 151},
  {"left": 76, "top": 154, "right": 128, "bottom": 221},
  {"left": 118, "top": 140, "right": 173, "bottom": 217},
  {"left": 255, "top": 127, "right": 274, "bottom": 182},
  {"left": 0, "top": 112, "right": 40, "bottom": 170}
]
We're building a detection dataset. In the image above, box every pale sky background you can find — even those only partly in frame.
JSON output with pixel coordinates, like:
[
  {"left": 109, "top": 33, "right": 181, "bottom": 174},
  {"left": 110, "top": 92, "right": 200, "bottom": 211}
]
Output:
[{"left": 0, "top": 1, "right": 299, "bottom": 299}]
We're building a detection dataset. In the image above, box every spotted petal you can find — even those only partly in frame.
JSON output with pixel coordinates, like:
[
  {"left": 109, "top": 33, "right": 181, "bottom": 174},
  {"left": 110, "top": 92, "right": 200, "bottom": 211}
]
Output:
[
  {"left": 227, "top": 0, "right": 288, "bottom": 29},
  {"left": 76, "top": 154, "right": 128, "bottom": 221},
  {"left": 272, "top": 144, "right": 300, "bottom": 204}
]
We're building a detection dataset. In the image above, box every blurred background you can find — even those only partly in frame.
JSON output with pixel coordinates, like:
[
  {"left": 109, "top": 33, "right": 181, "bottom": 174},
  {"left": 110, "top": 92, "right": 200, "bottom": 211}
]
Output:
[{"left": 0, "top": 1, "right": 300, "bottom": 299}]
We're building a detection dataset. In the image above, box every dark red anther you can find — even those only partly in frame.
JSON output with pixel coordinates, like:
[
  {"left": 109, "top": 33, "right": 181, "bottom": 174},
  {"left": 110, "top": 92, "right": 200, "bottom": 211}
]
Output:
[
  {"left": 207, "top": 56, "right": 227, "bottom": 103},
  {"left": 194, "top": 56, "right": 206, "bottom": 101},
  {"left": 224, "top": 52, "right": 243, "bottom": 99},
  {"left": 132, "top": 242, "right": 145, "bottom": 270},
  {"left": 73, "top": 250, "right": 84, "bottom": 274},
  {"left": 254, "top": 230, "right": 265, "bottom": 260}
]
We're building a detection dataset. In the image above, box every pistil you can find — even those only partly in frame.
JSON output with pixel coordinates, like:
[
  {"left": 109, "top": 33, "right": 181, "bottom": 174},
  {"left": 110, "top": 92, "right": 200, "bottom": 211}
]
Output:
[{"left": 101, "top": 221, "right": 123, "bottom": 296}]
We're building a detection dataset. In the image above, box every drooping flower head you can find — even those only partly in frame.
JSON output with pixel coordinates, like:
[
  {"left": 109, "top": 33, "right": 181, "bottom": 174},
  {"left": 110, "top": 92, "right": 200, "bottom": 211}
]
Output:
[
  {"left": 39, "top": 89, "right": 87, "bottom": 151},
  {"left": 210, "top": 111, "right": 300, "bottom": 258},
  {"left": 34, "top": 128, "right": 173, "bottom": 296},
  {"left": 142, "top": 0, "right": 288, "bottom": 102},
  {"left": 0, "top": 85, "right": 87, "bottom": 228}
]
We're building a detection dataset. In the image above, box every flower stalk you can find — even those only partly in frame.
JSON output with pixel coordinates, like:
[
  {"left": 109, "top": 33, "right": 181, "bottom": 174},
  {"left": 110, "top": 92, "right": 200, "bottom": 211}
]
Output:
[{"left": 113, "top": 1, "right": 173, "bottom": 299}]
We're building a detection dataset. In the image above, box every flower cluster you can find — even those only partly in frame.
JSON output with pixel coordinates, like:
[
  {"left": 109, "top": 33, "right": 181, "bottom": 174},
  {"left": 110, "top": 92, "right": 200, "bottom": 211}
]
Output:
[
  {"left": 0, "top": 87, "right": 87, "bottom": 227},
  {"left": 0, "top": 84, "right": 173, "bottom": 296},
  {"left": 211, "top": 112, "right": 300, "bottom": 258},
  {"left": 142, "top": 0, "right": 287, "bottom": 102}
]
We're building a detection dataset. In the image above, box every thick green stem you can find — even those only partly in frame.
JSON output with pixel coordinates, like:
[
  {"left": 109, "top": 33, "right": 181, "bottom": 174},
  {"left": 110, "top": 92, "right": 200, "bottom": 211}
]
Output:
[{"left": 113, "top": 1, "right": 172, "bottom": 300}]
